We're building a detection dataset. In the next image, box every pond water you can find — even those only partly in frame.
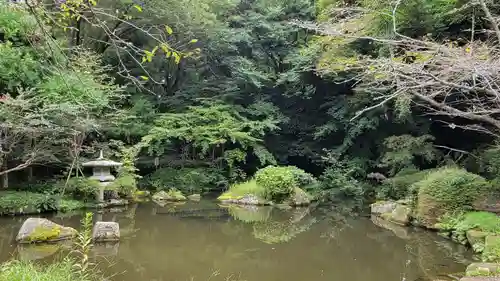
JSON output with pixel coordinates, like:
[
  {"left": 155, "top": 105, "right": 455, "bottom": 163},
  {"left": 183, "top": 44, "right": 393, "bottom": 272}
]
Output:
[{"left": 0, "top": 200, "right": 473, "bottom": 281}]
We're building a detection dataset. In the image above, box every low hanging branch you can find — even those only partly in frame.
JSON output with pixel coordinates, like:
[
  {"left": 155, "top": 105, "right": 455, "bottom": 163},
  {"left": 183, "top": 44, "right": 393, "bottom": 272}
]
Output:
[{"left": 293, "top": 0, "right": 500, "bottom": 137}]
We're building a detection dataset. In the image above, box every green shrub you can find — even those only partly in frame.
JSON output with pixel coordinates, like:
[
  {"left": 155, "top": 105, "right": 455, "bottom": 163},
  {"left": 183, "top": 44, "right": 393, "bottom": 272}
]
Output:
[
  {"left": 0, "top": 191, "right": 58, "bottom": 213},
  {"left": 439, "top": 211, "right": 500, "bottom": 234},
  {"left": 224, "top": 180, "right": 266, "bottom": 198},
  {"left": 110, "top": 173, "right": 137, "bottom": 197},
  {"left": 319, "top": 166, "right": 364, "bottom": 200},
  {"left": 285, "top": 166, "right": 316, "bottom": 187},
  {"left": 57, "top": 199, "right": 86, "bottom": 213},
  {"left": 146, "top": 167, "right": 227, "bottom": 194},
  {"left": 379, "top": 169, "right": 433, "bottom": 200},
  {"left": 255, "top": 166, "right": 297, "bottom": 202},
  {"left": 64, "top": 178, "right": 101, "bottom": 200},
  {"left": 414, "top": 167, "right": 492, "bottom": 227}
]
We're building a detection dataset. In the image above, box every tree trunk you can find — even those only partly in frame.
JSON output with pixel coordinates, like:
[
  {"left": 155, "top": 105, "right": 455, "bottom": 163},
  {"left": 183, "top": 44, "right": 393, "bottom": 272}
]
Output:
[{"left": 2, "top": 163, "right": 8, "bottom": 189}]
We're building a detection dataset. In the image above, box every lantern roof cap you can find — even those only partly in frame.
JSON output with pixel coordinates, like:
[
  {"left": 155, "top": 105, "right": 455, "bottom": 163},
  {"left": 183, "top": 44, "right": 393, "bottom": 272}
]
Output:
[{"left": 82, "top": 150, "right": 123, "bottom": 167}]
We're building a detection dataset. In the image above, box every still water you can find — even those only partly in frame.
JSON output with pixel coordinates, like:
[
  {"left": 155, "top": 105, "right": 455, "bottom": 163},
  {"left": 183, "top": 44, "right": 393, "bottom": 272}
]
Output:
[{"left": 0, "top": 200, "right": 472, "bottom": 281}]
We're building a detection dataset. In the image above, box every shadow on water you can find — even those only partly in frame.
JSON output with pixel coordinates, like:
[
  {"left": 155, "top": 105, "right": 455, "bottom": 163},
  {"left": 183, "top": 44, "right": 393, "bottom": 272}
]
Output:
[{"left": 0, "top": 200, "right": 472, "bottom": 281}]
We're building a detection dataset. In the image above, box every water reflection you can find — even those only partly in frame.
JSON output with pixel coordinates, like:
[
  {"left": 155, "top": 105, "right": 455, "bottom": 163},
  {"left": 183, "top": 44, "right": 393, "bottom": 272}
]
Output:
[{"left": 0, "top": 201, "right": 473, "bottom": 281}]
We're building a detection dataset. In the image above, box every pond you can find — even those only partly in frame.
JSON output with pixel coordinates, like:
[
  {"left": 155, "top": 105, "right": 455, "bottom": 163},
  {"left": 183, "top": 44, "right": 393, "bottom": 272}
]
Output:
[{"left": 0, "top": 200, "right": 472, "bottom": 281}]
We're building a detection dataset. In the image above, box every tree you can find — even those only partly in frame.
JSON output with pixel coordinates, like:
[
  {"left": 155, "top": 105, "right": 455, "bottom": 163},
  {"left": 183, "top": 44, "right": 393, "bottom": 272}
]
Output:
[{"left": 297, "top": 0, "right": 500, "bottom": 138}]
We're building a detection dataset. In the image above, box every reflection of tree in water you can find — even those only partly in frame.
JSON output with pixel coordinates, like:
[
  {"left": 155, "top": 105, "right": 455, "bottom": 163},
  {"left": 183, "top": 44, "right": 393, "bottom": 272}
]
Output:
[
  {"left": 316, "top": 201, "right": 362, "bottom": 242},
  {"left": 226, "top": 205, "right": 272, "bottom": 223},
  {"left": 224, "top": 204, "right": 318, "bottom": 244},
  {"left": 252, "top": 218, "right": 317, "bottom": 244}
]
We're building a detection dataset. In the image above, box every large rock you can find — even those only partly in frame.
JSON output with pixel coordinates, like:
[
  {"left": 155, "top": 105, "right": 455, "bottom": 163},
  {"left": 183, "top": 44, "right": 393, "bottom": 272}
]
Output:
[
  {"left": 152, "top": 190, "right": 187, "bottom": 201},
  {"left": 466, "top": 263, "right": 500, "bottom": 277},
  {"left": 187, "top": 194, "right": 201, "bottom": 201},
  {"left": 387, "top": 205, "right": 412, "bottom": 225},
  {"left": 16, "top": 218, "right": 77, "bottom": 244},
  {"left": 483, "top": 235, "right": 500, "bottom": 262},
  {"left": 289, "top": 187, "right": 311, "bottom": 206},
  {"left": 220, "top": 193, "right": 271, "bottom": 205},
  {"left": 371, "top": 201, "right": 397, "bottom": 215},
  {"left": 467, "top": 230, "right": 489, "bottom": 253},
  {"left": 92, "top": 221, "right": 120, "bottom": 242}
]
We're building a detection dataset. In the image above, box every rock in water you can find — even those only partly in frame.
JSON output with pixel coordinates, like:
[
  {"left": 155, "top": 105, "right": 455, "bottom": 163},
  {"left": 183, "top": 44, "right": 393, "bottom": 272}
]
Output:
[
  {"left": 467, "top": 230, "right": 489, "bottom": 253},
  {"left": 466, "top": 263, "right": 500, "bottom": 276},
  {"left": 92, "top": 222, "right": 120, "bottom": 242},
  {"left": 152, "top": 190, "right": 187, "bottom": 201},
  {"left": 371, "top": 201, "right": 398, "bottom": 215},
  {"left": 188, "top": 194, "right": 201, "bottom": 201},
  {"left": 16, "top": 218, "right": 77, "bottom": 244},
  {"left": 384, "top": 205, "right": 412, "bottom": 226}
]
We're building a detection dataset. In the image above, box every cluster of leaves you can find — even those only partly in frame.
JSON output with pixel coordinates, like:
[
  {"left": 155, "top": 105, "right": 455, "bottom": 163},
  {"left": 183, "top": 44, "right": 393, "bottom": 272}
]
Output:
[
  {"left": 63, "top": 178, "right": 101, "bottom": 201},
  {"left": 255, "top": 166, "right": 298, "bottom": 202},
  {"left": 145, "top": 166, "right": 227, "bottom": 194},
  {"left": 415, "top": 167, "right": 492, "bottom": 227},
  {"left": 0, "top": 191, "right": 58, "bottom": 213}
]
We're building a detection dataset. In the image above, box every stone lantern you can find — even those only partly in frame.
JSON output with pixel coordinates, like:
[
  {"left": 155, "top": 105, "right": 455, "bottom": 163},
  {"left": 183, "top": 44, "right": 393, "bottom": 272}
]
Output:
[{"left": 82, "top": 151, "right": 122, "bottom": 202}]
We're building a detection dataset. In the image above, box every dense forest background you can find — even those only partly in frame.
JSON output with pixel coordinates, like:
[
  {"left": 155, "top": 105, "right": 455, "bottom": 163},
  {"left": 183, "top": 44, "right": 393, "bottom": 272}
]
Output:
[{"left": 2, "top": 0, "right": 500, "bottom": 202}]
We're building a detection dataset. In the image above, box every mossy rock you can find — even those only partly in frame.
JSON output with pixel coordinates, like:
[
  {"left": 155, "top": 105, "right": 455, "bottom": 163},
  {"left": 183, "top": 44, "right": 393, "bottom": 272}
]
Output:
[
  {"left": 467, "top": 230, "right": 489, "bottom": 253},
  {"left": 483, "top": 235, "right": 500, "bottom": 262},
  {"left": 187, "top": 194, "right": 201, "bottom": 201},
  {"left": 218, "top": 193, "right": 270, "bottom": 205},
  {"left": 152, "top": 190, "right": 187, "bottom": 201},
  {"left": 466, "top": 263, "right": 500, "bottom": 277},
  {"left": 16, "top": 218, "right": 77, "bottom": 244}
]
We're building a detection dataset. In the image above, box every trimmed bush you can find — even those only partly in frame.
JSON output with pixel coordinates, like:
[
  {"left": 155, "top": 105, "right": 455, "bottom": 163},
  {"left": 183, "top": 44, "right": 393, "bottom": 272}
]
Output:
[
  {"left": 414, "top": 167, "right": 492, "bottom": 228},
  {"left": 255, "top": 166, "right": 297, "bottom": 202},
  {"left": 110, "top": 173, "right": 137, "bottom": 197},
  {"left": 65, "top": 178, "right": 101, "bottom": 201}
]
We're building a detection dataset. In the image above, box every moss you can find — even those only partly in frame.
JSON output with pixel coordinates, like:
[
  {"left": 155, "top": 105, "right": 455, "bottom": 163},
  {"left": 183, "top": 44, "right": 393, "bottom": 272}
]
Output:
[
  {"left": 217, "top": 192, "right": 243, "bottom": 201},
  {"left": 27, "top": 226, "right": 62, "bottom": 242}
]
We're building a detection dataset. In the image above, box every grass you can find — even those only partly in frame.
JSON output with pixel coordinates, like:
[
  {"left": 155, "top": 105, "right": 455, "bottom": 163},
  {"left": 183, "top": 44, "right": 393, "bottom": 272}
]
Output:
[
  {"left": 219, "top": 180, "right": 266, "bottom": 199},
  {"left": 0, "top": 259, "right": 89, "bottom": 281},
  {"left": 458, "top": 212, "right": 500, "bottom": 233}
]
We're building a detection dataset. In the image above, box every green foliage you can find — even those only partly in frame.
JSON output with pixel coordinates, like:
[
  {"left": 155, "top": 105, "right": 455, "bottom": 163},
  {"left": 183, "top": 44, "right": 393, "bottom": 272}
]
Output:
[
  {"left": 415, "top": 167, "right": 492, "bottom": 227},
  {"left": 57, "top": 199, "right": 86, "bottom": 213},
  {"left": 255, "top": 166, "right": 297, "bottom": 202},
  {"left": 379, "top": 168, "right": 433, "bottom": 200},
  {"left": 319, "top": 166, "right": 364, "bottom": 200},
  {"left": 0, "top": 191, "right": 58, "bottom": 213},
  {"left": 222, "top": 180, "right": 266, "bottom": 198},
  {"left": 64, "top": 178, "right": 101, "bottom": 201},
  {"left": 0, "top": 259, "right": 90, "bottom": 281},
  {"left": 0, "top": 2, "right": 37, "bottom": 40},
  {"left": 0, "top": 42, "right": 42, "bottom": 90},
  {"left": 380, "top": 135, "right": 438, "bottom": 176},
  {"left": 147, "top": 167, "right": 227, "bottom": 194},
  {"left": 140, "top": 103, "right": 280, "bottom": 163}
]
